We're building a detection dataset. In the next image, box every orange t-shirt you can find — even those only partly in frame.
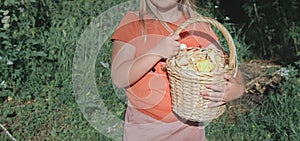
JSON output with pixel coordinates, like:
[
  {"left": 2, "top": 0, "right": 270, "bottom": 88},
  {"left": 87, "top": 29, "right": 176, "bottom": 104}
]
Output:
[{"left": 111, "top": 12, "right": 218, "bottom": 122}]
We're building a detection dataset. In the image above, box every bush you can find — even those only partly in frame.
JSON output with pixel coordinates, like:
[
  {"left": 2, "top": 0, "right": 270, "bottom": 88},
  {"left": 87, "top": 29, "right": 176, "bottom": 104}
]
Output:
[
  {"left": 0, "top": 0, "right": 125, "bottom": 140},
  {"left": 0, "top": 0, "right": 51, "bottom": 100},
  {"left": 242, "top": 0, "right": 300, "bottom": 64}
]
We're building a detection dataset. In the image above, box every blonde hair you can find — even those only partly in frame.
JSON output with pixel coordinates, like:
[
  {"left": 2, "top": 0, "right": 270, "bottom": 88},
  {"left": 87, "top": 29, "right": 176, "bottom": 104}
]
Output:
[{"left": 139, "top": 0, "right": 198, "bottom": 35}]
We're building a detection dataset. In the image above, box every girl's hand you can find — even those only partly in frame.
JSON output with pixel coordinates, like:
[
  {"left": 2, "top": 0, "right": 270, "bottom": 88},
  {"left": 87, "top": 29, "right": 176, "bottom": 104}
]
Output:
[
  {"left": 200, "top": 73, "right": 245, "bottom": 108},
  {"left": 151, "top": 34, "right": 181, "bottom": 59}
]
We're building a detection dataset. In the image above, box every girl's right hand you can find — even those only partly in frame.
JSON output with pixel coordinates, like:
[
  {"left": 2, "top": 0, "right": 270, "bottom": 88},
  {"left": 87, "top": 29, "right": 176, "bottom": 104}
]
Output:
[{"left": 151, "top": 34, "right": 181, "bottom": 59}]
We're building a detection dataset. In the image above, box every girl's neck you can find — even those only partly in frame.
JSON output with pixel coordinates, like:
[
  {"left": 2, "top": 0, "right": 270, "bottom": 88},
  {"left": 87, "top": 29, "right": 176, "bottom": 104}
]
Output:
[{"left": 157, "top": 6, "right": 181, "bottom": 23}]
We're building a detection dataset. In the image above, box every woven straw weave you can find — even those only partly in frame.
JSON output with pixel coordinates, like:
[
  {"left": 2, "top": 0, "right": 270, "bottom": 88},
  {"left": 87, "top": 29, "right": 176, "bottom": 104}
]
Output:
[{"left": 166, "top": 15, "right": 237, "bottom": 123}]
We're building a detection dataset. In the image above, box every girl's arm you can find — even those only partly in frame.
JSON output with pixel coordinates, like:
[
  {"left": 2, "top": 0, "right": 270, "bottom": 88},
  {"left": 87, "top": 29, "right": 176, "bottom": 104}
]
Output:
[
  {"left": 111, "top": 40, "right": 161, "bottom": 88},
  {"left": 111, "top": 35, "right": 181, "bottom": 88}
]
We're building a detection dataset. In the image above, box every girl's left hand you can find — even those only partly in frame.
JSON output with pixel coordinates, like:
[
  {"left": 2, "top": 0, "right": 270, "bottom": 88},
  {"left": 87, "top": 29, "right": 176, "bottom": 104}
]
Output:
[{"left": 200, "top": 73, "right": 245, "bottom": 108}]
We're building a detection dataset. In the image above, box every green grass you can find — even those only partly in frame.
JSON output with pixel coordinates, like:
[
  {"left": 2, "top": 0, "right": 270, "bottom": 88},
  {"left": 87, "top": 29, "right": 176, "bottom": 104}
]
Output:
[{"left": 206, "top": 94, "right": 300, "bottom": 140}]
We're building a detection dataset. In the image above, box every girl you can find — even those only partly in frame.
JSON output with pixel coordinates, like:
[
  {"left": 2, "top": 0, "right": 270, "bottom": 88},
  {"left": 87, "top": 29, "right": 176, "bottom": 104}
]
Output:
[{"left": 111, "top": 0, "right": 245, "bottom": 140}]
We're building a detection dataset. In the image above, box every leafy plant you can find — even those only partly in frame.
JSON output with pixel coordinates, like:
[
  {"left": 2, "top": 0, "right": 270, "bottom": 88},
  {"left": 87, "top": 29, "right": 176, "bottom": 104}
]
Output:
[{"left": 242, "top": 0, "right": 300, "bottom": 64}]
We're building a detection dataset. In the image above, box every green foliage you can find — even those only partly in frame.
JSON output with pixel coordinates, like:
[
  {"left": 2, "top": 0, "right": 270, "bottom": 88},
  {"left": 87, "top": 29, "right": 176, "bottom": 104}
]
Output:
[
  {"left": 206, "top": 93, "right": 300, "bottom": 140},
  {"left": 206, "top": 51, "right": 300, "bottom": 140},
  {"left": 216, "top": 22, "right": 253, "bottom": 62},
  {"left": 0, "top": 0, "right": 50, "bottom": 94},
  {"left": 242, "top": 0, "right": 300, "bottom": 64},
  {"left": 197, "top": 0, "right": 252, "bottom": 62},
  {"left": 0, "top": 0, "right": 125, "bottom": 140},
  {"left": 278, "top": 65, "right": 300, "bottom": 96}
]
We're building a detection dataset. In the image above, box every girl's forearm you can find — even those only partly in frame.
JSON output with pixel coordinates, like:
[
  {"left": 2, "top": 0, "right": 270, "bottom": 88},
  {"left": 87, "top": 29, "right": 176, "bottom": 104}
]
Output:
[{"left": 112, "top": 51, "right": 162, "bottom": 88}]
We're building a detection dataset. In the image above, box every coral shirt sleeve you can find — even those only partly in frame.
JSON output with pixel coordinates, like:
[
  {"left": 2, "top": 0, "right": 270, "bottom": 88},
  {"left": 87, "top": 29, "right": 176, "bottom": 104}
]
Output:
[{"left": 111, "top": 12, "right": 142, "bottom": 43}]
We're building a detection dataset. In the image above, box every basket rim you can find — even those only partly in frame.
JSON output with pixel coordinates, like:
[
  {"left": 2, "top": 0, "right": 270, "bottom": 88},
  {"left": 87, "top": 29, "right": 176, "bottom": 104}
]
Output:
[{"left": 168, "top": 15, "right": 238, "bottom": 77}]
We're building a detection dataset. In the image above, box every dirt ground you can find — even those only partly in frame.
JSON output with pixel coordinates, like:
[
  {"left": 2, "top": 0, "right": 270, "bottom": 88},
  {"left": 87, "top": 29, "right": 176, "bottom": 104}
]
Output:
[
  {"left": 239, "top": 59, "right": 281, "bottom": 100},
  {"left": 225, "top": 59, "right": 282, "bottom": 122}
]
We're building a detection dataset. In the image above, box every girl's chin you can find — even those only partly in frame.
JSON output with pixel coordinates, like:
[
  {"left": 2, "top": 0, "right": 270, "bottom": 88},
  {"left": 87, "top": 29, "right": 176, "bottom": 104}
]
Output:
[{"left": 149, "top": 0, "right": 179, "bottom": 11}]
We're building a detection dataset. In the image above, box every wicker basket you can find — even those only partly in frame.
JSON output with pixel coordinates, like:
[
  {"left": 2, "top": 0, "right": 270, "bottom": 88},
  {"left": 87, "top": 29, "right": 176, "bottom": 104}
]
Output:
[{"left": 166, "top": 16, "right": 238, "bottom": 123}]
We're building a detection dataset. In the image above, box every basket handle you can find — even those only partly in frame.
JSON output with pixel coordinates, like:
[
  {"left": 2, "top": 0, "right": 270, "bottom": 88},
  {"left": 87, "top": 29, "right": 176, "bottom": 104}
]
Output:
[{"left": 172, "top": 15, "right": 238, "bottom": 76}]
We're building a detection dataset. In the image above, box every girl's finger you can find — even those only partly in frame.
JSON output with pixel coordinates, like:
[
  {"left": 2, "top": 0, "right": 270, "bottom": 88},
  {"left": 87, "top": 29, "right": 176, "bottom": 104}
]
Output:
[
  {"left": 208, "top": 102, "right": 225, "bottom": 108},
  {"left": 170, "top": 34, "right": 181, "bottom": 41},
  {"left": 173, "top": 41, "right": 181, "bottom": 47},
  {"left": 202, "top": 95, "right": 224, "bottom": 102},
  {"left": 173, "top": 50, "right": 179, "bottom": 56},
  {"left": 207, "top": 91, "right": 225, "bottom": 99},
  {"left": 206, "top": 84, "right": 224, "bottom": 92}
]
